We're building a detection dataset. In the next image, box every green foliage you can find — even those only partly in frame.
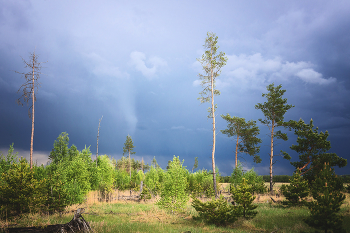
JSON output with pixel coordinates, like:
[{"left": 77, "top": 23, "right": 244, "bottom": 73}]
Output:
[
  {"left": 49, "top": 132, "right": 70, "bottom": 164},
  {"left": 280, "top": 170, "right": 309, "bottom": 206},
  {"left": 144, "top": 166, "right": 164, "bottom": 196},
  {"left": 114, "top": 169, "right": 131, "bottom": 191},
  {"left": 192, "top": 195, "right": 238, "bottom": 226},
  {"left": 192, "top": 157, "right": 198, "bottom": 173},
  {"left": 0, "top": 157, "right": 46, "bottom": 216},
  {"left": 197, "top": 32, "right": 227, "bottom": 113},
  {"left": 123, "top": 135, "right": 136, "bottom": 156},
  {"left": 305, "top": 163, "right": 346, "bottom": 233},
  {"left": 286, "top": 118, "right": 347, "bottom": 185},
  {"left": 151, "top": 156, "right": 159, "bottom": 169},
  {"left": 46, "top": 133, "right": 93, "bottom": 211},
  {"left": 0, "top": 143, "right": 19, "bottom": 175},
  {"left": 229, "top": 161, "right": 266, "bottom": 194},
  {"left": 255, "top": 83, "right": 294, "bottom": 193},
  {"left": 157, "top": 156, "right": 189, "bottom": 213},
  {"left": 255, "top": 83, "right": 294, "bottom": 126},
  {"left": 221, "top": 114, "right": 262, "bottom": 164},
  {"left": 140, "top": 186, "right": 152, "bottom": 201},
  {"left": 187, "top": 169, "right": 219, "bottom": 197},
  {"left": 231, "top": 178, "right": 258, "bottom": 218},
  {"left": 97, "top": 155, "right": 115, "bottom": 199}
]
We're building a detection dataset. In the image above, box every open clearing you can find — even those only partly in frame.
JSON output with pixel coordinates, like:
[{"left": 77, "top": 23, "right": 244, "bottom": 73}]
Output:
[{"left": 1, "top": 188, "right": 350, "bottom": 233}]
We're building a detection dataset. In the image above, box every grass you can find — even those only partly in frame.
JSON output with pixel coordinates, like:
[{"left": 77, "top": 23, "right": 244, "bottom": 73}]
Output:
[{"left": 1, "top": 190, "right": 350, "bottom": 233}]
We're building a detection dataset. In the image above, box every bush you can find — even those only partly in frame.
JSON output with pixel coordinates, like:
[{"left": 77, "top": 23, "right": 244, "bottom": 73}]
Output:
[
  {"left": 157, "top": 156, "right": 189, "bottom": 213},
  {"left": 231, "top": 178, "right": 258, "bottom": 218},
  {"left": 305, "top": 163, "right": 346, "bottom": 233},
  {"left": 230, "top": 161, "right": 266, "bottom": 194},
  {"left": 280, "top": 170, "right": 309, "bottom": 206},
  {"left": 192, "top": 195, "right": 238, "bottom": 226},
  {"left": 188, "top": 169, "right": 218, "bottom": 198},
  {"left": 0, "top": 157, "right": 46, "bottom": 217}
]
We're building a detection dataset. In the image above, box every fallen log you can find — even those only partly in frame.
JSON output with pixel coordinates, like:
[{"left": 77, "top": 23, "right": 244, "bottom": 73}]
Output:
[{"left": 3, "top": 208, "right": 93, "bottom": 233}]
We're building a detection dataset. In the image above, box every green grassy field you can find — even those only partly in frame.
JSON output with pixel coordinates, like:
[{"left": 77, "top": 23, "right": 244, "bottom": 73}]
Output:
[{"left": 2, "top": 192, "right": 350, "bottom": 233}]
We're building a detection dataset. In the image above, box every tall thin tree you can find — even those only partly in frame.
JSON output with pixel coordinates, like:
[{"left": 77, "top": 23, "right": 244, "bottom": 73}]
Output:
[
  {"left": 255, "top": 83, "right": 293, "bottom": 194},
  {"left": 123, "top": 135, "right": 135, "bottom": 195},
  {"left": 16, "top": 50, "right": 45, "bottom": 169},
  {"left": 197, "top": 32, "right": 227, "bottom": 197},
  {"left": 96, "top": 115, "right": 103, "bottom": 166}
]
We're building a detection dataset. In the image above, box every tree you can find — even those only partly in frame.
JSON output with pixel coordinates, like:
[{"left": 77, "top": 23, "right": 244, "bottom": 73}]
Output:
[
  {"left": 197, "top": 32, "right": 227, "bottom": 197},
  {"left": 123, "top": 135, "right": 135, "bottom": 179},
  {"left": 231, "top": 178, "right": 258, "bottom": 218},
  {"left": 96, "top": 115, "right": 103, "bottom": 166},
  {"left": 157, "top": 156, "right": 189, "bottom": 213},
  {"left": 49, "top": 132, "right": 70, "bottom": 164},
  {"left": 229, "top": 161, "right": 266, "bottom": 194},
  {"left": 16, "top": 51, "right": 45, "bottom": 169},
  {"left": 255, "top": 83, "right": 294, "bottom": 193},
  {"left": 152, "top": 156, "right": 159, "bottom": 168},
  {"left": 192, "top": 157, "right": 198, "bottom": 173},
  {"left": 0, "top": 157, "right": 46, "bottom": 216},
  {"left": 192, "top": 195, "right": 238, "bottom": 226},
  {"left": 285, "top": 118, "right": 347, "bottom": 185},
  {"left": 123, "top": 135, "right": 135, "bottom": 195},
  {"left": 221, "top": 114, "right": 262, "bottom": 167},
  {"left": 280, "top": 170, "right": 309, "bottom": 206},
  {"left": 305, "top": 162, "right": 346, "bottom": 233}
]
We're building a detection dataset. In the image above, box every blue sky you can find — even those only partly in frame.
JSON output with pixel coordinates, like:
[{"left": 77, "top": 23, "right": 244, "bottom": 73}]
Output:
[{"left": 0, "top": 0, "right": 349, "bottom": 176}]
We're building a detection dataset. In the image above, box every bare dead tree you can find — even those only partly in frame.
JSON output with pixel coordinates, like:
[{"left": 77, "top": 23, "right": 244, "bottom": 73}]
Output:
[
  {"left": 16, "top": 50, "right": 45, "bottom": 169},
  {"left": 96, "top": 115, "right": 103, "bottom": 166}
]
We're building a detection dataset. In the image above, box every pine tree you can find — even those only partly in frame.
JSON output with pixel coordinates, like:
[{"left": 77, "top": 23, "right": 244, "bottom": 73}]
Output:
[
  {"left": 197, "top": 32, "right": 227, "bottom": 197},
  {"left": 255, "top": 83, "right": 294, "bottom": 194},
  {"left": 280, "top": 170, "right": 309, "bottom": 206},
  {"left": 305, "top": 163, "right": 345, "bottom": 233},
  {"left": 192, "top": 195, "right": 238, "bottom": 226},
  {"left": 231, "top": 178, "right": 258, "bottom": 218},
  {"left": 221, "top": 114, "right": 262, "bottom": 167}
]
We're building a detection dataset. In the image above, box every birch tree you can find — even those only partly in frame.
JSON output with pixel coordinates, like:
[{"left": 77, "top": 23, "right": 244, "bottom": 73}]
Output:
[
  {"left": 197, "top": 32, "right": 227, "bottom": 197},
  {"left": 16, "top": 51, "right": 45, "bottom": 169}
]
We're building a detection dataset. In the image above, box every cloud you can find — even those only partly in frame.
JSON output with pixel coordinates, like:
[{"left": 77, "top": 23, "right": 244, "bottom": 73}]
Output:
[
  {"left": 86, "top": 52, "right": 129, "bottom": 79},
  {"left": 296, "top": 68, "right": 336, "bottom": 85},
  {"left": 130, "top": 51, "right": 167, "bottom": 79},
  {"left": 223, "top": 53, "right": 336, "bottom": 88}
]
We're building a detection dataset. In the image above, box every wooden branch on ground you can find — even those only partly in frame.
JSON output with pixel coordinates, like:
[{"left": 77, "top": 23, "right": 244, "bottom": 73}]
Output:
[{"left": 3, "top": 208, "right": 93, "bottom": 233}]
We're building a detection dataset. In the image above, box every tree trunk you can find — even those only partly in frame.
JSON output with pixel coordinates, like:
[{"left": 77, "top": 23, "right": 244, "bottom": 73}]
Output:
[
  {"left": 30, "top": 56, "right": 35, "bottom": 169},
  {"left": 235, "top": 134, "right": 239, "bottom": 168},
  {"left": 210, "top": 49, "right": 218, "bottom": 198},
  {"left": 270, "top": 120, "right": 275, "bottom": 194},
  {"left": 129, "top": 150, "right": 131, "bottom": 196}
]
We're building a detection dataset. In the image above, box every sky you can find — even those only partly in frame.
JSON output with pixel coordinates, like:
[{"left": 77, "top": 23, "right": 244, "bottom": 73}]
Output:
[{"left": 0, "top": 0, "right": 349, "bottom": 176}]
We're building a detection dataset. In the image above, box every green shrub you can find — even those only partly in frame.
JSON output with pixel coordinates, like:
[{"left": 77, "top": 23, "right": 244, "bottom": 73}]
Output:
[
  {"left": 157, "top": 156, "right": 189, "bottom": 213},
  {"left": 280, "top": 170, "right": 309, "bottom": 206},
  {"left": 192, "top": 195, "right": 238, "bottom": 226},
  {"left": 188, "top": 169, "right": 218, "bottom": 197},
  {"left": 0, "top": 157, "right": 46, "bottom": 217},
  {"left": 230, "top": 161, "right": 266, "bottom": 194},
  {"left": 231, "top": 178, "right": 258, "bottom": 218},
  {"left": 305, "top": 163, "right": 346, "bottom": 233}
]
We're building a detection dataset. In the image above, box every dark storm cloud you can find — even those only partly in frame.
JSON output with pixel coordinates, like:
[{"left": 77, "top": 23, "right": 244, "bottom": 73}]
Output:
[{"left": 1, "top": 0, "right": 349, "bottom": 176}]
